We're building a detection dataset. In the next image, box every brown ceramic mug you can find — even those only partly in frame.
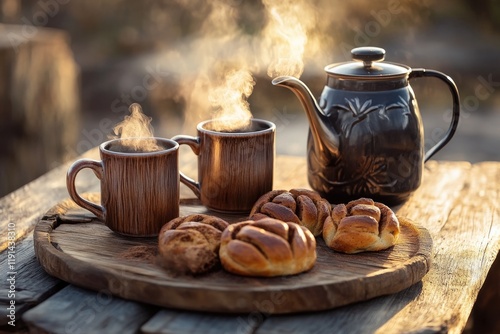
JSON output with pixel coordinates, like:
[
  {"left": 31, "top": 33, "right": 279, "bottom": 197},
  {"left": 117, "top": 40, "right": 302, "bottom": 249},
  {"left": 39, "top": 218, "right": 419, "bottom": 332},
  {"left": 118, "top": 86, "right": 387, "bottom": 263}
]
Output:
[
  {"left": 173, "top": 119, "right": 275, "bottom": 213},
  {"left": 66, "top": 137, "right": 180, "bottom": 237}
]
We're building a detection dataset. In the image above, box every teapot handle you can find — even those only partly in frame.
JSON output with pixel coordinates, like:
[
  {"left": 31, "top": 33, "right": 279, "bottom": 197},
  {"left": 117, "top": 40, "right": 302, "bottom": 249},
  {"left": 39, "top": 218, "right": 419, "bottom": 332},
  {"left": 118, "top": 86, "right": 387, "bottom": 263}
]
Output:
[{"left": 409, "top": 69, "right": 460, "bottom": 162}]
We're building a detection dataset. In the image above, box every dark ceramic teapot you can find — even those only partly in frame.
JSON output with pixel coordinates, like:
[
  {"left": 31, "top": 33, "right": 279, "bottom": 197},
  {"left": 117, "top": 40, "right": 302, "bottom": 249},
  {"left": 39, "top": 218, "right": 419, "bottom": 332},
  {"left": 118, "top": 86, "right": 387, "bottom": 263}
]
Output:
[{"left": 273, "top": 46, "right": 460, "bottom": 204}]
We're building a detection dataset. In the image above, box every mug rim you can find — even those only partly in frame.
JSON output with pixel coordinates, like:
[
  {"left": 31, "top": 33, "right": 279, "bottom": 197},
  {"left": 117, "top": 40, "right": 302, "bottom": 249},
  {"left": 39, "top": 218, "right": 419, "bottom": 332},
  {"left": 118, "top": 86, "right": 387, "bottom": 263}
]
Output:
[
  {"left": 197, "top": 118, "right": 276, "bottom": 136},
  {"left": 100, "top": 137, "right": 179, "bottom": 156}
]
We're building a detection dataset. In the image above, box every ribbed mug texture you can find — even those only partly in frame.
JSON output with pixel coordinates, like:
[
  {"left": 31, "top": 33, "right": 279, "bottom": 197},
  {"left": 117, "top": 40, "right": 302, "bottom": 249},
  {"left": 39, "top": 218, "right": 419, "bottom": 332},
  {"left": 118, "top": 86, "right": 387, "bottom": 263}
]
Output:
[
  {"left": 67, "top": 138, "right": 180, "bottom": 237},
  {"left": 197, "top": 120, "right": 275, "bottom": 212}
]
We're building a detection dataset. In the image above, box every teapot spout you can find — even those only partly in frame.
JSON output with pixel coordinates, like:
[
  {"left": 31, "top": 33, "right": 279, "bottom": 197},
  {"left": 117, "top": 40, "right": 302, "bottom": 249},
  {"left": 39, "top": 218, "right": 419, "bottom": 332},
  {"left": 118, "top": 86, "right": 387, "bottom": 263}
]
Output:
[{"left": 272, "top": 76, "right": 339, "bottom": 161}]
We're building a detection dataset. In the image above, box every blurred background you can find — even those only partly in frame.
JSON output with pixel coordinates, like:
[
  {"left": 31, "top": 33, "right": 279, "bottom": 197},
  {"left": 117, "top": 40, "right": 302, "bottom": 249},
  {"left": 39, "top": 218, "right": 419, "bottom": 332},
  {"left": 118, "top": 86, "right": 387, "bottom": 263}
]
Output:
[
  {"left": 1, "top": 0, "right": 499, "bottom": 197},
  {"left": 0, "top": 0, "right": 499, "bottom": 332}
]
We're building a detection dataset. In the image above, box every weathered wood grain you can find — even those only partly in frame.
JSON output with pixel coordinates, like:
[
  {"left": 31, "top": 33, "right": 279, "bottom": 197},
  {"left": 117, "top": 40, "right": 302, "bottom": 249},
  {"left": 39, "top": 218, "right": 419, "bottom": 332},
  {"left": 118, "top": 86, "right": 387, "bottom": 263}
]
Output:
[
  {"left": 381, "top": 161, "right": 500, "bottom": 334},
  {"left": 22, "top": 285, "right": 158, "bottom": 334},
  {"left": 33, "top": 196, "right": 432, "bottom": 314},
  {"left": 0, "top": 149, "right": 99, "bottom": 252},
  {"left": 141, "top": 310, "right": 258, "bottom": 334},
  {"left": 0, "top": 155, "right": 499, "bottom": 334},
  {"left": 0, "top": 235, "right": 65, "bottom": 326},
  {"left": 472, "top": 254, "right": 500, "bottom": 333}
]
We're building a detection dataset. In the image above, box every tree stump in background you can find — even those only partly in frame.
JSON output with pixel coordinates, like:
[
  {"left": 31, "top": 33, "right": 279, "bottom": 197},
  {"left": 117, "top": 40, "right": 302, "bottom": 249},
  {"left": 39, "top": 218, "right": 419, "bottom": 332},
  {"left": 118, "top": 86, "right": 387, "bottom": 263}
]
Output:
[{"left": 0, "top": 24, "right": 80, "bottom": 197}]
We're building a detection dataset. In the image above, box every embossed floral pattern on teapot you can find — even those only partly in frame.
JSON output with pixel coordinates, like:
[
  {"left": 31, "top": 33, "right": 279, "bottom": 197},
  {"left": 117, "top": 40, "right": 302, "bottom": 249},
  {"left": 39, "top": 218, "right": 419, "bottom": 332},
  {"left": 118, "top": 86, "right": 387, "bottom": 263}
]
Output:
[{"left": 273, "top": 47, "right": 460, "bottom": 204}]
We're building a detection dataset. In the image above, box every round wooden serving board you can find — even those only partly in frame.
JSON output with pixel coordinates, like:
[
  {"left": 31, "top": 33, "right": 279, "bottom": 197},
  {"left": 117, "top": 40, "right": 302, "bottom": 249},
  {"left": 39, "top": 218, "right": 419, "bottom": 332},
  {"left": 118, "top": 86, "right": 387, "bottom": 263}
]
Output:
[{"left": 34, "top": 194, "right": 433, "bottom": 314}]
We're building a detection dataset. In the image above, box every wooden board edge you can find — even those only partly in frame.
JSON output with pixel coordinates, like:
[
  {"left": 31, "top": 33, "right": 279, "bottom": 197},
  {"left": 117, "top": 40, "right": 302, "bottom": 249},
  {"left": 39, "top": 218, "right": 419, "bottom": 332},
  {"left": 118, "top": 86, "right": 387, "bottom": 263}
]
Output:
[{"left": 32, "top": 202, "right": 433, "bottom": 314}]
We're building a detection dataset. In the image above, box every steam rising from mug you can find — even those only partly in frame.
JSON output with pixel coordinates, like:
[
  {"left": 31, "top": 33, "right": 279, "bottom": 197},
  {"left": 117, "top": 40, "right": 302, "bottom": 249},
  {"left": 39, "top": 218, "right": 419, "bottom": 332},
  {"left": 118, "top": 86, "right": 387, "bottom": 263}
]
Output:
[
  {"left": 110, "top": 103, "right": 161, "bottom": 152},
  {"left": 208, "top": 69, "right": 255, "bottom": 132},
  {"left": 206, "top": 1, "right": 312, "bottom": 132},
  {"left": 160, "top": 0, "right": 317, "bottom": 133}
]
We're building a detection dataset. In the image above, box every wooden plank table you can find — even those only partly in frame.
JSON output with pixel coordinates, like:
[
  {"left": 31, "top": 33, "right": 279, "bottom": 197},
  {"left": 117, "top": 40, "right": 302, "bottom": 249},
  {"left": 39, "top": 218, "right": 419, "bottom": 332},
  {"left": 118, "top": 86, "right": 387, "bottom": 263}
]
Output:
[{"left": 1, "top": 149, "right": 499, "bottom": 333}]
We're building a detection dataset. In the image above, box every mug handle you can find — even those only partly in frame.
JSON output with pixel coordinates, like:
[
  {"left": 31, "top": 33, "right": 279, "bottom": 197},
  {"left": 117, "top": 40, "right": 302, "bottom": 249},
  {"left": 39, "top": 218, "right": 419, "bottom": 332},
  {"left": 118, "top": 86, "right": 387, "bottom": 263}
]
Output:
[
  {"left": 409, "top": 69, "right": 460, "bottom": 162},
  {"left": 66, "top": 159, "right": 105, "bottom": 220},
  {"left": 171, "top": 135, "right": 202, "bottom": 198}
]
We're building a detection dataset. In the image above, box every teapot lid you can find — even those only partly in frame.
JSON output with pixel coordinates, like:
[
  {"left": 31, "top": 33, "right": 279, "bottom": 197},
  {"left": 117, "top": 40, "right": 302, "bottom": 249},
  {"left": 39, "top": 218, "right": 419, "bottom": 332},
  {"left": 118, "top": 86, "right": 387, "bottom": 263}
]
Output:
[{"left": 325, "top": 47, "right": 410, "bottom": 78}]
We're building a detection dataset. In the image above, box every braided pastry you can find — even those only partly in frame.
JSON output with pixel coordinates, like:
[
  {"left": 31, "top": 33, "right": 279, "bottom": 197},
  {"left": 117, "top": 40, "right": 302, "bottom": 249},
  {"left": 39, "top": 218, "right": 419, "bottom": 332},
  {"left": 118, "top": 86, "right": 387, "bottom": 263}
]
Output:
[
  {"left": 249, "top": 189, "right": 331, "bottom": 236},
  {"left": 157, "top": 214, "right": 229, "bottom": 274},
  {"left": 219, "top": 217, "right": 316, "bottom": 277},
  {"left": 323, "top": 198, "right": 400, "bottom": 254}
]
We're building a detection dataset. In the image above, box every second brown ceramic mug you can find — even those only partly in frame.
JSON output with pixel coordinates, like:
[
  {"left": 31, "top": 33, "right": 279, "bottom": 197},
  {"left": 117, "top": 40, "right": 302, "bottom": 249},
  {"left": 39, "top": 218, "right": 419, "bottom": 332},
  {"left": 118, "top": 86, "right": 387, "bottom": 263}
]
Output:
[{"left": 173, "top": 119, "right": 275, "bottom": 213}]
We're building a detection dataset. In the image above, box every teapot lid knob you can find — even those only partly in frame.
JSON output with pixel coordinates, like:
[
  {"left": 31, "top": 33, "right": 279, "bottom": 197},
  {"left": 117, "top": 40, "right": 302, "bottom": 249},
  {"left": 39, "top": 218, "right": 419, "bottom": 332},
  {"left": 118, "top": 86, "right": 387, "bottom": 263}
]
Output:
[
  {"left": 326, "top": 46, "right": 409, "bottom": 77},
  {"left": 351, "top": 47, "right": 385, "bottom": 68}
]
